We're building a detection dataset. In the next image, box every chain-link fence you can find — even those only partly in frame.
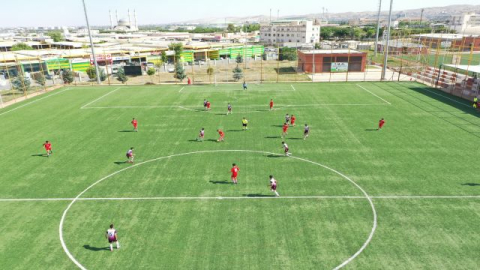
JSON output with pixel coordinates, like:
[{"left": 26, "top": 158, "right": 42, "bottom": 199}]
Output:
[{"left": 1, "top": 38, "right": 479, "bottom": 107}]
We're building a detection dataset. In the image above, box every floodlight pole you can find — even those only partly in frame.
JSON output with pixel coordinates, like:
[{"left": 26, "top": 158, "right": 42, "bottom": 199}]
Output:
[
  {"left": 82, "top": 0, "right": 101, "bottom": 84},
  {"left": 374, "top": 0, "right": 382, "bottom": 57},
  {"left": 381, "top": 0, "right": 393, "bottom": 81}
]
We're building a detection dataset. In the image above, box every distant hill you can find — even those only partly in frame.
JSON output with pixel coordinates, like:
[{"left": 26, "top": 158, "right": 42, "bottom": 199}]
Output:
[{"left": 171, "top": 5, "right": 480, "bottom": 25}]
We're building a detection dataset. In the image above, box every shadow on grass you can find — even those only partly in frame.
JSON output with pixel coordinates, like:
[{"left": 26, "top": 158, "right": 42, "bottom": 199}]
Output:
[
  {"left": 83, "top": 245, "right": 110, "bottom": 252},
  {"left": 31, "top": 154, "right": 47, "bottom": 157},
  {"left": 243, "top": 193, "right": 276, "bottom": 197},
  {"left": 215, "top": 113, "right": 226, "bottom": 116},
  {"left": 118, "top": 130, "right": 135, "bottom": 133},
  {"left": 265, "top": 136, "right": 281, "bottom": 139},
  {"left": 188, "top": 139, "right": 201, "bottom": 142},
  {"left": 206, "top": 139, "right": 218, "bottom": 142},
  {"left": 461, "top": 183, "right": 480, "bottom": 186},
  {"left": 114, "top": 161, "right": 127, "bottom": 165},
  {"left": 209, "top": 180, "right": 232, "bottom": 185},
  {"left": 266, "top": 154, "right": 283, "bottom": 158},
  {"left": 271, "top": 124, "right": 284, "bottom": 127},
  {"left": 227, "top": 129, "right": 244, "bottom": 132},
  {"left": 365, "top": 129, "right": 377, "bottom": 131},
  {"left": 288, "top": 137, "right": 303, "bottom": 140}
]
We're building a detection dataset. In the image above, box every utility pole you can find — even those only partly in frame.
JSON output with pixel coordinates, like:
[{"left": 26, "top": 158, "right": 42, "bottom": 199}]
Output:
[
  {"left": 81, "top": 0, "right": 101, "bottom": 84},
  {"left": 374, "top": 0, "right": 382, "bottom": 57},
  {"left": 381, "top": 0, "right": 393, "bottom": 81},
  {"left": 420, "top": 9, "right": 424, "bottom": 25}
]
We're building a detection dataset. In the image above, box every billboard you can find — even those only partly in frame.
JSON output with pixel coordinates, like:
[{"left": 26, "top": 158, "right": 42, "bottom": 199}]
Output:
[{"left": 331, "top": 62, "right": 348, "bottom": 72}]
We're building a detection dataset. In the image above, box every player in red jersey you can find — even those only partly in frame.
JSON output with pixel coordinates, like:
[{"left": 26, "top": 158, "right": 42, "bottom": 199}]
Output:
[
  {"left": 378, "top": 118, "right": 385, "bottom": 131},
  {"left": 269, "top": 175, "right": 280, "bottom": 197},
  {"left": 43, "top": 141, "right": 52, "bottom": 157},
  {"left": 231, "top": 163, "right": 240, "bottom": 184},
  {"left": 206, "top": 101, "right": 211, "bottom": 110},
  {"left": 131, "top": 118, "right": 138, "bottom": 132},
  {"left": 290, "top": 115, "right": 296, "bottom": 126},
  {"left": 105, "top": 224, "right": 120, "bottom": 251},
  {"left": 269, "top": 99, "right": 274, "bottom": 110},
  {"left": 217, "top": 129, "right": 225, "bottom": 142},
  {"left": 282, "top": 122, "right": 289, "bottom": 138}
]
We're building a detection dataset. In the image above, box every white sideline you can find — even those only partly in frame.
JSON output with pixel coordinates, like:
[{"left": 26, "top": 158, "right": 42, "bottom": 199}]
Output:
[
  {"left": 356, "top": 84, "right": 391, "bottom": 105},
  {"left": 420, "top": 87, "right": 470, "bottom": 108},
  {"left": 0, "top": 88, "right": 71, "bottom": 117},
  {"left": 58, "top": 150, "right": 377, "bottom": 270},
  {"left": 178, "top": 87, "right": 185, "bottom": 93},
  {"left": 80, "top": 87, "right": 120, "bottom": 109},
  {"left": 291, "top": 84, "right": 297, "bottom": 91},
  {"left": 2, "top": 195, "right": 480, "bottom": 202}
]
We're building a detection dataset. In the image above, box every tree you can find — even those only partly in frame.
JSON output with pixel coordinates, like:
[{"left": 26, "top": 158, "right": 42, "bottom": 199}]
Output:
[
  {"left": 62, "top": 70, "right": 74, "bottom": 84},
  {"left": 11, "top": 75, "right": 31, "bottom": 92},
  {"left": 174, "top": 62, "right": 187, "bottom": 82},
  {"left": 168, "top": 43, "right": 183, "bottom": 63},
  {"left": 32, "top": 72, "right": 46, "bottom": 86},
  {"left": 147, "top": 67, "right": 156, "bottom": 76},
  {"left": 11, "top": 43, "right": 33, "bottom": 51},
  {"left": 314, "top": 43, "right": 321, "bottom": 49},
  {"left": 207, "top": 67, "right": 214, "bottom": 76},
  {"left": 227, "top": 23, "right": 236, "bottom": 33},
  {"left": 116, "top": 68, "right": 128, "bottom": 84},
  {"left": 147, "top": 67, "right": 156, "bottom": 83},
  {"left": 161, "top": 51, "right": 168, "bottom": 64},
  {"left": 279, "top": 47, "right": 297, "bottom": 61},
  {"left": 86, "top": 66, "right": 107, "bottom": 81},
  {"left": 236, "top": 54, "right": 243, "bottom": 64},
  {"left": 207, "top": 67, "right": 214, "bottom": 83},
  {"left": 47, "top": 31, "right": 64, "bottom": 42},
  {"left": 232, "top": 66, "right": 243, "bottom": 81}
]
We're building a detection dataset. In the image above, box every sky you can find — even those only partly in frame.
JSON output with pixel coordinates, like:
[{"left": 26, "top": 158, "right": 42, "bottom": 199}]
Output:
[{"left": 0, "top": 0, "right": 475, "bottom": 27}]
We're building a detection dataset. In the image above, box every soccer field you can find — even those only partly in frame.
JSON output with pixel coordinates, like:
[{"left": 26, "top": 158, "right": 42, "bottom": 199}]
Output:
[{"left": 1, "top": 82, "right": 480, "bottom": 269}]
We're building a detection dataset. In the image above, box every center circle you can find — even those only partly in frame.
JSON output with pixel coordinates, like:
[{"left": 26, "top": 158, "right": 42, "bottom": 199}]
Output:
[{"left": 59, "top": 150, "right": 377, "bottom": 270}]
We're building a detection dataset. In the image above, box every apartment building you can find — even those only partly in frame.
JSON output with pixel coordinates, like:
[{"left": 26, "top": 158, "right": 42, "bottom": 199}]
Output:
[{"left": 260, "top": 20, "right": 320, "bottom": 45}]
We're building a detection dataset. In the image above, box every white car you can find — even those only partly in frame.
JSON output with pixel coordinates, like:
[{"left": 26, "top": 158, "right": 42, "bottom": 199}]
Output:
[{"left": 167, "top": 67, "right": 175, "bottom": 73}]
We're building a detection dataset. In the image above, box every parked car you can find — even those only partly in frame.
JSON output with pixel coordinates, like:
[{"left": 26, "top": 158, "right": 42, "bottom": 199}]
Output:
[{"left": 167, "top": 67, "right": 175, "bottom": 73}]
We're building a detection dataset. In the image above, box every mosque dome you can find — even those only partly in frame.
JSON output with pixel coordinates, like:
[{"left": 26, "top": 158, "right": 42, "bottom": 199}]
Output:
[{"left": 118, "top": 18, "right": 130, "bottom": 26}]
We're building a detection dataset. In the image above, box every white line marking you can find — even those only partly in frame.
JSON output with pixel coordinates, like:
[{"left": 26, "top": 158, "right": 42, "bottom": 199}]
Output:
[
  {"left": 58, "top": 150, "right": 376, "bottom": 270},
  {"left": 291, "top": 84, "right": 296, "bottom": 91},
  {"left": 419, "top": 87, "right": 470, "bottom": 108},
  {"left": 0, "top": 88, "right": 70, "bottom": 116},
  {"left": 178, "top": 87, "right": 185, "bottom": 93},
  {"left": 80, "top": 87, "right": 120, "bottom": 109},
  {"left": 356, "top": 84, "right": 391, "bottom": 105},
  {"left": 3, "top": 195, "right": 480, "bottom": 202},
  {"left": 81, "top": 103, "right": 389, "bottom": 110}
]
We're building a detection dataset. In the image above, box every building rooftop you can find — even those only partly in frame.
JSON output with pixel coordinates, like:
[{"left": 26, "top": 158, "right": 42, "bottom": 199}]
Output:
[
  {"left": 300, "top": 49, "right": 364, "bottom": 54},
  {"left": 413, "top": 33, "right": 479, "bottom": 40}
]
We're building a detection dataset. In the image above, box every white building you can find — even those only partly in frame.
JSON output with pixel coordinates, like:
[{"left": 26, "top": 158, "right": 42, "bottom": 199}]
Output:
[
  {"left": 449, "top": 13, "right": 480, "bottom": 35},
  {"left": 260, "top": 20, "right": 320, "bottom": 45}
]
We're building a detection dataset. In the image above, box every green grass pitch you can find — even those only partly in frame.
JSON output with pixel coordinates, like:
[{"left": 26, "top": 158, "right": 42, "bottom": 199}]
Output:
[{"left": 1, "top": 82, "right": 480, "bottom": 269}]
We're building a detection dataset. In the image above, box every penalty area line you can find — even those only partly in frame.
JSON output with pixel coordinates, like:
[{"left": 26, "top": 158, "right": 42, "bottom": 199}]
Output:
[
  {"left": 356, "top": 84, "right": 391, "bottom": 105},
  {"left": 80, "top": 87, "right": 121, "bottom": 109}
]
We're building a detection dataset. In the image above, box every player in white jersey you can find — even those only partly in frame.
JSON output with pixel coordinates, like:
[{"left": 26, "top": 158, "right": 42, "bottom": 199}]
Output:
[
  {"left": 282, "top": 141, "right": 291, "bottom": 156},
  {"left": 269, "top": 175, "right": 279, "bottom": 197},
  {"left": 227, "top": 103, "right": 232, "bottom": 115},
  {"left": 197, "top": 128, "right": 205, "bottom": 141},
  {"left": 105, "top": 224, "right": 120, "bottom": 251},
  {"left": 304, "top": 124, "right": 310, "bottom": 140},
  {"left": 285, "top": 114, "right": 290, "bottom": 124},
  {"left": 126, "top": 147, "right": 135, "bottom": 163}
]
